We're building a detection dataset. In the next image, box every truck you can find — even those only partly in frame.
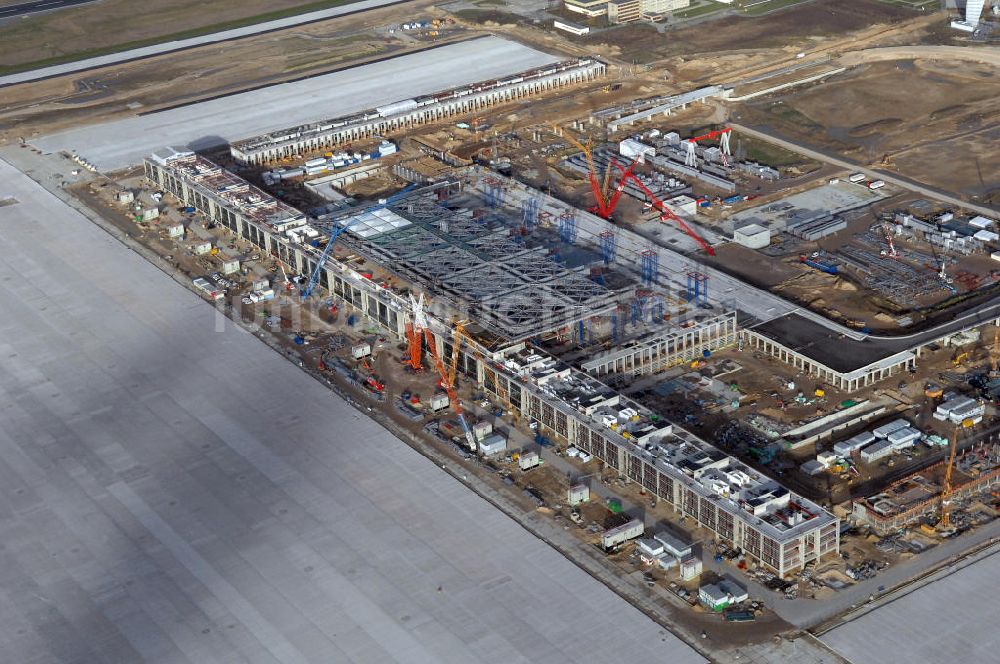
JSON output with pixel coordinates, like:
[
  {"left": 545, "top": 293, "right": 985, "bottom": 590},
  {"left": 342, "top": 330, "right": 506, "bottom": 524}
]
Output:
[{"left": 799, "top": 256, "right": 839, "bottom": 275}]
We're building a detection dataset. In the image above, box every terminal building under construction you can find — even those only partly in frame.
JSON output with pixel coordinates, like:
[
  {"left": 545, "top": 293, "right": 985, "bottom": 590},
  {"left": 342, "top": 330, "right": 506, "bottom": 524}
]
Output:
[{"left": 144, "top": 146, "right": 839, "bottom": 576}]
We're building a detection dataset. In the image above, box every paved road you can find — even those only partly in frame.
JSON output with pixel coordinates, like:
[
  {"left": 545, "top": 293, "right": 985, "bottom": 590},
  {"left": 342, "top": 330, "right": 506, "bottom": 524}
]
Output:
[
  {"left": 0, "top": 0, "right": 410, "bottom": 87},
  {"left": 0, "top": 0, "right": 97, "bottom": 19},
  {"left": 729, "top": 123, "right": 1000, "bottom": 218}
]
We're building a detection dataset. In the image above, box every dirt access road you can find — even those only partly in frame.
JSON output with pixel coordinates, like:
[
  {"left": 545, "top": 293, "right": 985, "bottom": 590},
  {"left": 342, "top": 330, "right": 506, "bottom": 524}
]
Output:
[
  {"left": 839, "top": 45, "right": 1000, "bottom": 68},
  {"left": 729, "top": 123, "right": 1000, "bottom": 217}
]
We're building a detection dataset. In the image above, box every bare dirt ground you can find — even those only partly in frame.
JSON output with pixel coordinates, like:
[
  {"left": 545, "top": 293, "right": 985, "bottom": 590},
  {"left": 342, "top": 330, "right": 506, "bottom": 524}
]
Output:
[
  {"left": 577, "top": 0, "right": 919, "bottom": 65},
  {"left": 0, "top": 0, "right": 446, "bottom": 140},
  {"left": 0, "top": 0, "right": 370, "bottom": 69},
  {"left": 737, "top": 58, "right": 1000, "bottom": 205}
]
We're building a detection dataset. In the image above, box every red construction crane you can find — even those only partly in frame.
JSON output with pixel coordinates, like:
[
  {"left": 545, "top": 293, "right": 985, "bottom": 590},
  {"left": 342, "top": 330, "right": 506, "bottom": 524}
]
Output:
[
  {"left": 551, "top": 124, "right": 640, "bottom": 220},
  {"left": 686, "top": 127, "right": 732, "bottom": 167},
  {"left": 687, "top": 127, "right": 732, "bottom": 144},
  {"left": 614, "top": 162, "right": 715, "bottom": 255},
  {"left": 881, "top": 221, "right": 898, "bottom": 259},
  {"left": 589, "top": 154, "right": 643, "bottom": 221}
]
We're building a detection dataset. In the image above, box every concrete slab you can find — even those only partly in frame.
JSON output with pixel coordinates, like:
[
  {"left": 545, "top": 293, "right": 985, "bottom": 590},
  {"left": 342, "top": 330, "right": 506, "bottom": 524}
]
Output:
[
  {"left": 30, "top": 37, "right": 560, "bottom": 171},
  {"left": 0, "top": 156, "right": 706, "bottom": 663},
  {"left": 725, "top": 180, "right": 882, "bottom": 233},
  {"left": 821, "top": 548, "right": 1000, "bottom": 664}
]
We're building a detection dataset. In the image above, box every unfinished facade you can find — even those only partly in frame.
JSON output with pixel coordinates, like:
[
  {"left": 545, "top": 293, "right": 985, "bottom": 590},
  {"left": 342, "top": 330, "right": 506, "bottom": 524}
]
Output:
[
  {"left": 481, "top": 348, "right": 839, "bottom": 576},
  {"left": 231, "top": 58, "right": 606, "bottom": 165}
]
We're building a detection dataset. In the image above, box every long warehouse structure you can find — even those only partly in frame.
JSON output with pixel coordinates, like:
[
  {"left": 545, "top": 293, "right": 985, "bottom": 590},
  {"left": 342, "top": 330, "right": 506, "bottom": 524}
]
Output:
[{"left": 231, "top": 57, "right": 607, "bottom": 165}]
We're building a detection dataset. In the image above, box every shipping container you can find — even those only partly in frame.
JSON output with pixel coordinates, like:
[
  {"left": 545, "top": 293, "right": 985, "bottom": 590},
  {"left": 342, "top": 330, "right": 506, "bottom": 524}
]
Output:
[
  {"left": 601, "top": 519, "right": 643, "bottom": 550},
  {"left": 518, "top": 451, "right": 540, "bottom": 470}
]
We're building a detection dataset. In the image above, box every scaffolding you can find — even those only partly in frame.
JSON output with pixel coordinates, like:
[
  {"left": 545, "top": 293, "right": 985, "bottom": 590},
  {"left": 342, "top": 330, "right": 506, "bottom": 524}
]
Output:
[
  {"left": 558, "top": 209, "right": 578, "bottom": 244},
  {"left": 687, "top": 271, "right": 708, "bottom": 305},
  {"left": 640, "top": 248, "right": 659, "bottom": 287},
  {"left": 600, "top": 229, "right": 617, "bottom": 265},
  {"left": 522, "top": 197, "right": 540, "bottom": 231}
]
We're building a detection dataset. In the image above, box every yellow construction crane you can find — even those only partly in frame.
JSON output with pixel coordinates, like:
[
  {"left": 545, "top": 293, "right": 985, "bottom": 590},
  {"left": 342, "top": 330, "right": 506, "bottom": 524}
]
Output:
[
  {"left": 551, "top": 123, "right": 597, "bottom": 182},
  {"left": 447, "top": 321, "right": 471, "bottom": 389},
  {"left": 448, "top": 322, "right": 520, "bottom": 421},
  {"left": 939, "top": 426, "right": 961, "bottom": 530},
  {"left": 990, "top": 329, "right": 1000, "bottom": 376}
]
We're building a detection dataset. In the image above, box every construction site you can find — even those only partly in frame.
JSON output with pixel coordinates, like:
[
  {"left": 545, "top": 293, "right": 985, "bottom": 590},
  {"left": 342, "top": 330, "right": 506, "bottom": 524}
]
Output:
[{"left": 5, "top": 0, "right": 1000, "bottom": 661}]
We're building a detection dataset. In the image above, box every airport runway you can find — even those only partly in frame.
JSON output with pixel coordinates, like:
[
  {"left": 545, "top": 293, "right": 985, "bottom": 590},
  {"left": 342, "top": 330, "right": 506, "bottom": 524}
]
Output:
[
  {"left": 0, "top": 0, "right": 97, "bottom": 20},
  {"left": 0, "top": 0, "right": 410, "bottom": 87},
  {"left": 0, "top": 156, "right": 705, "bottom": 664}
]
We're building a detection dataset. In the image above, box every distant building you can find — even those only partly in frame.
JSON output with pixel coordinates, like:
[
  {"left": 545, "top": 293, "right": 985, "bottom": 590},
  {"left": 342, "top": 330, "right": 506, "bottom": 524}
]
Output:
[
  {"left": 608, "top": 0, "right": 641, "bottom": 23},
  {"left": 564, "top": 0, "right": 610, "bottom": 17},
  {"left": 565, "top": 0, "right": 689, "bottom": 24},
  {"left": 699, "top": 579, "right": 748, "bottom": 612},
  {"left": 554, "top": 19, "right": 591, "bottom": 35}
]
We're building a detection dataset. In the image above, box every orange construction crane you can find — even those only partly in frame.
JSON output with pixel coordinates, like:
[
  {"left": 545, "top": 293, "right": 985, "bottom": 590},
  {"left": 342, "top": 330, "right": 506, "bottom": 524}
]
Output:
[
  {"left": 403, "top": 293, "right": 426, "bottom": 371},
  {"left": 940, "top": 426, "right": 960, "bottom": 529},
  {"left": 550, "top": 124, "right": 640, "bottom": 220},
  {"left": 424, "top": 327, "right": 477, "bottom": 451},
  {"left": 447, "top": 320, "right": 470, "bottom": 388}
]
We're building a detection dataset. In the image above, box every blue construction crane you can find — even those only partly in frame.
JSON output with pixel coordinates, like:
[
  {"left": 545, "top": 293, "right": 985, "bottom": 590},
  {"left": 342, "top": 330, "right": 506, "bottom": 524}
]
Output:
[{"left": 301, "top": 183, "right": 418, "bottom": 299}]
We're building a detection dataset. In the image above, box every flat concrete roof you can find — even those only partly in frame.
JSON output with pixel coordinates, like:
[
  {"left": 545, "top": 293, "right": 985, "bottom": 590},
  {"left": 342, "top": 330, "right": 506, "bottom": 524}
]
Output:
[
  {"left": 31, "top": 36, "right": 560, "bottom": 171},
  {"left": 0, "top": 157, "right": 705, "bottom": 663},
  {"left": 726, "top": 180, "right": 881, "bottom": 232},
  {"left": 821, "top": 548, "right": 1000, "bottom": 664},
  {"left": 752, "top": 313, "right": 899, "bottom": 373},
  {"left": 0, "top": 0, "right": 408, "bottom": 87}
]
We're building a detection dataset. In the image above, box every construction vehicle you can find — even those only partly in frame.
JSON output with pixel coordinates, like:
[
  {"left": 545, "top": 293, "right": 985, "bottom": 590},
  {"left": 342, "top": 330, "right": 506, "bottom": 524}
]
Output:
[
  {"left": 799, "top": 255, "right": 839, "bottom": 275},
  {"left": 939, "top": 427, "right": 961, "bottom": 530},
  {"left": 302, "top": 183, "right": 417, "bottom": 299},
  {"left": 952, "top": 350, "right": 970, "bottom": 366},
  {"left": 878, "top": 153, "right": 895, "bottom": 169},
  {"left": 924, "top": 383, "right": 943, "bottom": 399},
  {"left": 363, "top": 374, "right": 385, "bottom": 394}
]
